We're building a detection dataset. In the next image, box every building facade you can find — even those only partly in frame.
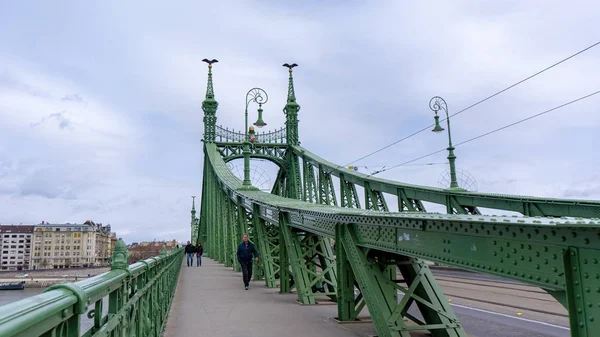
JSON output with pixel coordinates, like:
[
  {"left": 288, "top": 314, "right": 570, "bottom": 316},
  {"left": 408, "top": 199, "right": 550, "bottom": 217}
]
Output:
[
  {"left": 84, "top": 221, "right": 113, "bottom": 266},
  {"left": 0, "top": 225, "right": 34, "bottom": 270},
  {"left": 31, "top": 221, "right": 114, "bottom": 269}
]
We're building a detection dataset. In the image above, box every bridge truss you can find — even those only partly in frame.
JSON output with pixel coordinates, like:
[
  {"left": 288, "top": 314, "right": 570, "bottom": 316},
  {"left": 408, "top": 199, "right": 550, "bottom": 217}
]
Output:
[{"left": 196, "top": 63, "right": 600, "bottom": 337}]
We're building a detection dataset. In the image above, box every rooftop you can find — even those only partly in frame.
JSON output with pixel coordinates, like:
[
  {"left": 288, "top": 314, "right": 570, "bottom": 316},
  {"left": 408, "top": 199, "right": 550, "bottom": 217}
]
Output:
[{"left": 0, "top": 225, "right": 35, "bottom": 233}]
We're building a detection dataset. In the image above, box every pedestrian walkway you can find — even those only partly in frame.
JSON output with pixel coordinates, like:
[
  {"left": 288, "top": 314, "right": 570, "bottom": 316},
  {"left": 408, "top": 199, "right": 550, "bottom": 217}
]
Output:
[{"left": 163, "top": 258, "right": 377, "bottom": 337}]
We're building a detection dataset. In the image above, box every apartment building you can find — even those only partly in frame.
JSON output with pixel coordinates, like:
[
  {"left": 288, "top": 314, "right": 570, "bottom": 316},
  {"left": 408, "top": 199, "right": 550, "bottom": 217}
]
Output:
[
  {"left": 31, "top": 221, "right": 115, "bottom": 269},
  {"left": 84, "top": 220, "right": 113, "bottom": 265},
  {"left": 0, "top": 225, "right": 34, "bottom": 270}
]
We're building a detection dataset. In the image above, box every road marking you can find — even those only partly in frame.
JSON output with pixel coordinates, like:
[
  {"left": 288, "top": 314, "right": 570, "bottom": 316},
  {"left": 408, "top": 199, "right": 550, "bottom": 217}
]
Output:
[{"left": 449, "top": 303, "right": 570, "bottom": 331}]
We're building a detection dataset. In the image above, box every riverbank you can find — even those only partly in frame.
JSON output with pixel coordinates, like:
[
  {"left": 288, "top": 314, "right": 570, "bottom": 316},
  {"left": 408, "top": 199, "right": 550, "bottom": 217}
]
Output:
[
  {"left": 0, "top": 266, "right": 110, "bottom": 278},
  {"left": 0, "top": 278, "right": 83, "bottom": 288},
  {"left": 0, "top": 266, "right": 110, "bottom": 288}
]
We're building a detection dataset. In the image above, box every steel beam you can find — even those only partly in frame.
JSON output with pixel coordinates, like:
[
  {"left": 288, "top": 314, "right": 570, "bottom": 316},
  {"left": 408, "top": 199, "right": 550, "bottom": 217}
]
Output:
[
  {"left": 338, "top": 224, "right": 466, "bottom": 337},
  {"left": 294, "top": 145, "right": 600, "bottom": 218}
]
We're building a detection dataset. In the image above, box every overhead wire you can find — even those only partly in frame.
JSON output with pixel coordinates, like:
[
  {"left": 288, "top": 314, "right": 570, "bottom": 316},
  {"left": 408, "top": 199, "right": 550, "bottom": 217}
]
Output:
[
  {"left": 367, "top": 90, "right": 600, "bottom": 176},
  {"left": 345, "top": 40, "right": 600, "bottom": 166}
]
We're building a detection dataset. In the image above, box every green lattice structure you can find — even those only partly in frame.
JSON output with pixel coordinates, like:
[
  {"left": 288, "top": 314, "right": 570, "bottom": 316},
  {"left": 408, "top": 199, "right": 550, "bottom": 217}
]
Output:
[{"left": 198, "top": 63, "right": 600, "bottom": 337}]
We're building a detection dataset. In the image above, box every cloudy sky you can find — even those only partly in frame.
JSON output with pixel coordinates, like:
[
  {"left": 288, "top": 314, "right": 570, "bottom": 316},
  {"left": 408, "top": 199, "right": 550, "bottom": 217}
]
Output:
[{"left": 1, "top": 1, "right": 599, "bottom": 243}]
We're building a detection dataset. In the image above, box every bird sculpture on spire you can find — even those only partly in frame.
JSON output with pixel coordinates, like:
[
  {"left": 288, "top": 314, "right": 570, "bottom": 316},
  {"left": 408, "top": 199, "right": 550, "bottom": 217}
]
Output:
[
  {"left": 282, "top": 63, "right": 298, "bottom": 72},
  {"left": 202, "top": 59, "right": 219, "bottom": 68}
]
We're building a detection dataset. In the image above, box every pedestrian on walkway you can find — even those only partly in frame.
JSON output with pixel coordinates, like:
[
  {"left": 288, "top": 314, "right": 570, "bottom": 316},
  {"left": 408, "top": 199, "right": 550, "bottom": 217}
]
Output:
[
  {"left": 196, "top": 243, "right": 203, "bottom": 266},
  {"left": 236, "top": 234, "right": 258, "bottom": 290},
  {"left": 185, "top": 241, "right": 196, "bottom": 267}
]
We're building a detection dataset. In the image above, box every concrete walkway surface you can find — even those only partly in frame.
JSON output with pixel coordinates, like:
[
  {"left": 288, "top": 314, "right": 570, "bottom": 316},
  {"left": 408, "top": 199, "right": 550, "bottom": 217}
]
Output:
[{"left": 163, "top": 258, "right": 378, "bottom": 337}]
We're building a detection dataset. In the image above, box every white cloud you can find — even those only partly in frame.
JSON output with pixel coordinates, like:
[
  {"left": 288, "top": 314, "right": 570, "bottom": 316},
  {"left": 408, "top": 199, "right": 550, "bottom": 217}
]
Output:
[{"left": 0, "top": 0, "right": 598, "bottom": 244}]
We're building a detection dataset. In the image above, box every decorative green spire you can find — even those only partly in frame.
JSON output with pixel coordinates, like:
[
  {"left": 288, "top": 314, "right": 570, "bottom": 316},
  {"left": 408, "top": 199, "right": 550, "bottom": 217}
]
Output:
[
  {"left": 202, "top": 58, "right": 219, "bottom": 143},
  {"left": 205, "top": 65, "right": 215, "bottom": 98},
  {"left": 282, "top": 63, "right": 300, "bottom": 145},
  {"left": 287, "top": 69, "right": 296, "bottom": 102},
  {"left": 191, "top": 196, "right": 198, "bottom": 244}
]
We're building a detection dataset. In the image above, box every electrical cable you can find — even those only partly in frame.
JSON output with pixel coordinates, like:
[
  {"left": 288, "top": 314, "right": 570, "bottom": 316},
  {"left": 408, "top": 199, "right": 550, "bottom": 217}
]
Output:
[
  {"left": 367, "top": 90, "right": 600, "bottom": 176},
  {"left": 346, "top": 41, "right": 600, "bottom": 166}
]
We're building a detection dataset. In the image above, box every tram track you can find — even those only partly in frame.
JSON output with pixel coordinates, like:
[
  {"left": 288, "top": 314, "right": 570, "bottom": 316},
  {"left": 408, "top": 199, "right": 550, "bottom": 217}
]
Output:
[{"left": 427, "top": 268, "right": 569, "bottom": 322}]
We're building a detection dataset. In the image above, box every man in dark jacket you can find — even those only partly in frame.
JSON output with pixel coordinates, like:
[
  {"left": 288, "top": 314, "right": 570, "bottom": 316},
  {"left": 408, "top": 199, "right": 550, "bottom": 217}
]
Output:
[
  {"left": 236, "top": 234, "right": 259, "bottom": 290},
  {"left": 184, "top": 241, "right": 196, "bottom": 267}
]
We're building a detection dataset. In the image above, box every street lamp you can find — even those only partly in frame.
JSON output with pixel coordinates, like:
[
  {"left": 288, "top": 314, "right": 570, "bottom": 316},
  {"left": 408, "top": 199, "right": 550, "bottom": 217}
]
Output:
[
  {"left": 240, "top": 88, "right": 269, "bottom": 190},
  {"left": 429, "top": 96, "right": 463, "bottom": 190}
]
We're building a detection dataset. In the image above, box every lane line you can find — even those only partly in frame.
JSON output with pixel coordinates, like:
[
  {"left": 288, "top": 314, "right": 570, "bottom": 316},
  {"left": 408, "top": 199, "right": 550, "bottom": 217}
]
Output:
[{"left": 449, "top": 303, "right": 570, "bottom": 331}]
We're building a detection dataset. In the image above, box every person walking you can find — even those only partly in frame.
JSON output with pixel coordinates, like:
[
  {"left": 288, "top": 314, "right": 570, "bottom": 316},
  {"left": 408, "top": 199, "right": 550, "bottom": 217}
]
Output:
[
  {"left": 196, "top": 243, "right": 203, "bottom": 266},
  {"left": 184, "top": 241, "right": 196, "bottom": 267},
  {"left": 236, "top": 234, "right": 258, "bottom": 290}
]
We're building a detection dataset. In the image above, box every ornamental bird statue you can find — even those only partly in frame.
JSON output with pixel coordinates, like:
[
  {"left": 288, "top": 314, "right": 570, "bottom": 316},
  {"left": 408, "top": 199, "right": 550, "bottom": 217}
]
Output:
[
  {"left": 202, "top": 59, "right": 219, "bottom": 65},
  {"left": 282, "top": 63, "right": 298, "bottom": 69}
]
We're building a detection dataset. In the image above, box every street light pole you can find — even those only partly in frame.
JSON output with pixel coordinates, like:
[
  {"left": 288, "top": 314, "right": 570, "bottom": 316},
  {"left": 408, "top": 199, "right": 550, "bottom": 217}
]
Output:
[
  {"left": 240, "top": 88, "right": 268, "bottom": 190},
  {"left": 430, "top": 96, "right": 460, "bottom": 189}
]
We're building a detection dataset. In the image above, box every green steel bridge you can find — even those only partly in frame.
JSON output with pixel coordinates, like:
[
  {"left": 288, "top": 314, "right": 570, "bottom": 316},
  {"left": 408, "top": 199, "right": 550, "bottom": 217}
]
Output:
[{"left": 0, "top": 63, "right": 599, "bottom": 337}]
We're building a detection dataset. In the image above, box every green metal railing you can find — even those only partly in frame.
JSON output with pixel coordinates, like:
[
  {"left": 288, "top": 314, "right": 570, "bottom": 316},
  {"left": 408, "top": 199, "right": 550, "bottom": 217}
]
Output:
[{"left": 0, "top": 239, "right": 184, "bottom": 337}]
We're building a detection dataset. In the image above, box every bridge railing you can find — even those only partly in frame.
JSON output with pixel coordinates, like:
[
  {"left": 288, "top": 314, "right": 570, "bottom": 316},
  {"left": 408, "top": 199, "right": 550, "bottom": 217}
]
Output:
[
  {"left": 0, "top": 239, "right": 183, "bottom": 337},
  {"left": 214, "top": 124, "right": 287, "bottom": 143}
]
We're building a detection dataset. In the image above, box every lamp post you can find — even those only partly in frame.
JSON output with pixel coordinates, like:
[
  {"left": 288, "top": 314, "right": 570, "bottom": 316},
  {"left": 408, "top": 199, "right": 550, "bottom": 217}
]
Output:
[
  {"left": 240, "top": 88, "right": 269, "bottom": 190},
  {"left": 430, "top": 96, "right": 462, "bottom": 190}
]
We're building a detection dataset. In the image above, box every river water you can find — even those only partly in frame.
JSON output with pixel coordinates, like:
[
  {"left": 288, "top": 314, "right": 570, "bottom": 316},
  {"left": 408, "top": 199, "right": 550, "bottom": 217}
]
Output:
[
  {"left": 0, "top": 288, "right": 44, "bottom": 306},
  {"left": 0, "top": 287, "right": 107, "bottom": 333}
]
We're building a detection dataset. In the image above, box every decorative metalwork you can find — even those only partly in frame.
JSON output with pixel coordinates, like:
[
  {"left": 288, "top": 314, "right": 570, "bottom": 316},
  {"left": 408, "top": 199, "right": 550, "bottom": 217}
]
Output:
[
  {"left": 0, "top": 240, "right": 184, "bottom": 337},
  {"left": 438, "top": 168, "right": 478, "bottom": 191},
  {"left": 226, "top": 162, "right": 272, "bottom": 191},
  {"left": 215, "top": 125, "right": 287, "bottom": 143},
  {"left": 246, "top": 87, "right": 269, "bottom": 108}
]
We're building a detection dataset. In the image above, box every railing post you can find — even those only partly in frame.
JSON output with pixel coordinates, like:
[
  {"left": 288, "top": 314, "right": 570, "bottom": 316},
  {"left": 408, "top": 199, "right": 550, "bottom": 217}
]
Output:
[
  {"left": 111, "top": 238, "right": 130, "bottom": 270},
  {"left": 108, "top": 239, "right": 129, "bottom": 333}
]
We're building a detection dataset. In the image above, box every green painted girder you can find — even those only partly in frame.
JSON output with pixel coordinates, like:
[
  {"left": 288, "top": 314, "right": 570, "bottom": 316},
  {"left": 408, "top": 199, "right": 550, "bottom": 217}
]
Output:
[
  {"left": 228, "top": 196, "right": 240, "bottom": 271},
  {"left": 397, "top": 187, "right": 426, "bottom": 212},
  {"left": 279, "top": 213, "right": 331, "bottom": 304},
  {"left": 279, "top": 211, "right": 293, "bottom": 294},
  {"left": 216, "top": 142, "right": 288, "bottom": 169},
  {"left": 215, "top": 189, "right": 223, "bottom": 263},
  {"left": 203, "top": 160, "right": 215, "bottom": 257},
  {"left": 318, "top": 164, "right": 338, "bottom": 206},
  {"left": 293, "top": 145, "right": 600, "bottom": 218},
  {"left": 222, "top": 190, "right": 234, "bottom": 267},
  {"left": 203, "top": 143, "right": 600, "bottom": 336},
  {"left": 365, "top": 181, "right": 389, "bottom": 211},
  {"left": 302, "top": 160, "right": 318, "bottom": 203},
  {"left": 236, "top": 199, "right": 266, "bottom": 280},
  {"left": 285, "top": 150, "right": 303, "bottom": 200},
  {"left": 271, "top": 167, "right": 286, "bottom": 197},
  {"left": 233, "top": 196, "right": 249, "bottom": 272},
  {"left": 252, "top": 204, "right": 280, "bottom": 288},
  {"left": 335, "top": 224, "right": 362, "bottom": 321},
  {"left": 340, "top": 173, "right": 361, "bottom": 209},
  {"left": 338, "top": 224, "right": 465, "bottom": 336},
  {"left": 216, "top": 188, "right": 225, "bottom": 263}
]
